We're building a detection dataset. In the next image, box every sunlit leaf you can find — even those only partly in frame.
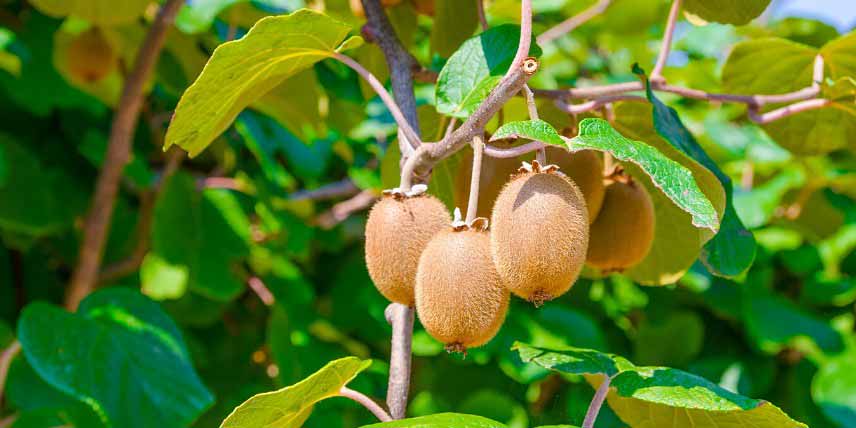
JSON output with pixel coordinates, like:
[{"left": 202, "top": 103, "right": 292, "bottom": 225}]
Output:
[
  {"left": 28, "top": 0, "right": 150, "bottom": 25},
  {"left": 683, "top": 0, "right": 771, "bottom": 25},
  {"left": 362, "top": 413, "right": 507, "bottom": 428}
]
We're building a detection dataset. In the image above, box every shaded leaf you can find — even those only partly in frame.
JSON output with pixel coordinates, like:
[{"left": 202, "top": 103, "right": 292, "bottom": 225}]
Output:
[
  {"left": 28, "top": 0, "right": 149, "bottom": 25},
  {"left": 220, "top": 357, "right": 371, "bottom": 428},
  {"left": 430, "top": 0, "right": 478, "bottom": 57},
  {"left": 166, "top": 9, "right": 353, "bottom": 156},
  {"left": 17, "top": 289, "right": 214, "bottom": 428},
  {"left": 812, "top": 345, "right": 856, "bottom": 427}
]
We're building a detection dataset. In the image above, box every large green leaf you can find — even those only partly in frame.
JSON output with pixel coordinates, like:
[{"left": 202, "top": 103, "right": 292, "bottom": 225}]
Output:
[
  {"left": 28, "top": 0, "right": 149, "bottom": 25},
  {"left": 683, "top": 0, "right": 771, "bottom": 25},
  {"left": 165, "top": 9, "right": 356, "bottom": 156},
  {"left": 150, "top": 172, "right": 251, "bottom": 301},
  {"left": 17, "top": 289, "right": 214, "bottom": 428},
  {"left": 722, "top": 36, "right": 856, "bottom": 155},
  {"left": 361, "top": 413, "right": 507, "bottom": 428},
  {"left": 642, "top": 80, "right": 756, "bottom": 277},
  {"left": 435, "top": 24, "right": 541, "bottom": 119},
  {"left": 490, "top": 119, "right": 564, "bottom": 146},
  {"left": 514, "top": 343, "right": 807, "bottom": 428},
  {"left": 568, "top": 118, "right": 719, "bottom": 232},
  {"left": 220, "top": 357, "right": 371, "bottom": 428},
  {"left": 812, "top": 345, "right": 856, "bottom": 427},
  {"left": 176, "top": 0, "right": 244, "bottom": 34}
]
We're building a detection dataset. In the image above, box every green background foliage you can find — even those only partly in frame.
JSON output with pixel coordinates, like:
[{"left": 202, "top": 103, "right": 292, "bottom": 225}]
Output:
[{"left": 0, "top": 0, "right": 855, "bottom": 427}]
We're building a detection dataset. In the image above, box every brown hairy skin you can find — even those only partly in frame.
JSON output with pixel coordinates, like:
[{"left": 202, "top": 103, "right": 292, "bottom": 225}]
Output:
[
  {"left": 415, "top": 229, "right": 509, "bottom": 351},
  {"left": 67, "top": 28, "right": 116, "bottom": 83},
  {"left": 490, "top": 171, "right": 589, "bottom": 305},
  {"left": 365, "top": 194, "right": 450, "bottom": 305},
  {"left": 586, "top": 177, "right": 655, "bottom": 271},
  {"left": 454, "top": 148, "right": 522, "bottom": 218},
  {"left": 548, "top": 148, "right": 605, "bottom": 222}
]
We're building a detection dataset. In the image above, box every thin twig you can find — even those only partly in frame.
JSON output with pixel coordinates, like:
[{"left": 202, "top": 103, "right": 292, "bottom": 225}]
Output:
[
  {"left": 333, "top": 52, "right": 422, "bottom": 149},
  {"left": 504, "top": 0, "right": 532, "bottom": 81},
  {"left": 65, "top": 0, "right": 184, "bottom": 311},
  {"left": 748, "top": 98, "right": 832, "bottom": 124},
  {"left": 476, "top": 0, "right": 488, "bottom": 30},
  {"left": 484, "top": 141, "right": 546, "bottom": 158},
  {"left": 583, "top": 376, "right": 612, "bottom": 428},
  {"left": 316, "top": 190, "right": 378, "bottom": 229},
  {"left": 537, "top": 0, "right": 611, "bottom": 45},
  {"left": 555, "top": 94, "right": 646, "bottom": 114},
  {"left": 651, "top": 0, "right": 682, "bottom": 82},
  {"left": 522, "top": 84, "right": 547, "bottom": 164},
  {"left": 0, "top": 340, "right": 21, "bottom": 405},
  {"left": 247, "top": 277, "right": 275, "bottom": 306},
  {"left": 289, "top": 179, "right": 360, "bottom": 202},
  {"left": 340, "top": 386, "right": 393, "bottom": 422},
  {"left": 385, "top": 303, "right": 414, "bottom": 420},
  {"left": 466, "top": 136, "right": 485, "bottom": 223}
]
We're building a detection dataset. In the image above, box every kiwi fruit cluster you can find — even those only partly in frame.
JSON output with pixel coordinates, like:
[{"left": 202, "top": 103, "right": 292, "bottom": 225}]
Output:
[
  {"left": 66, "top": 27, "right": 116, "bottom": 83},
  {"left": 365, "top": 148, "right": 656, "bottom": 353}
]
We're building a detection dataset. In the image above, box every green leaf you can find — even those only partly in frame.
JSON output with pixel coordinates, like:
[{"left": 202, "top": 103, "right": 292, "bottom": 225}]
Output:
[
  {"left": 28, "top": 0, "right": 150, "bottom": 25},
  {"left": 176, "top": 0, "right": 244, "bottom": 34},
  {"left": 435, "top": 24, "right": 541, "bottom": 119},
  {"left": 812, "top": 345, "right": 856, "bottom": 427},
  {"left": 431, "top": 0, "right": 479, "bottom": 58},
  {"left": 220, "top": 356, "right": 371, "bottom": 428},
  {"left": 633, "top": 311, "right": 704, "bottom": 367},
  {"left": 140, "top": 252, "right": 189, "bottom": 301},
  {"left": 17, "top": 289, "right": 214, "bottom": 428},
  {"left": 361, "top": 413, "right": 507, "bottom": 428},
  {"left": 683, "top": 0, "right": 771, "bottom": 25},
  {"left": 165, "top": 9, "right": 352, "bottom": 156},
  {"left": 514, "top": 343, "right": 807, "bottom": 428},
  {"left": 151, "top": 172, "right": 250, "bottom": 301},
  {"left": 569, "top": 118, "right": 720, "bottom": 232},
  {"left": 723, "top": 37, "right": 856, "bottom": 155},
  {"left": 642, "top": 80, "right": 756, "bottom": 277},
  {"left": 490, "top": 119, "right": 564, "bottom": 146}
]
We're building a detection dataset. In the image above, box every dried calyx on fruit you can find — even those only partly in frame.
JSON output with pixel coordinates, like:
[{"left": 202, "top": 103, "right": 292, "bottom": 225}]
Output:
[
  {"left": 586, "top": 166, "right": 655, "bottom": 273},
  {"left": 67, "top": 27, "right": 116, "bottom": 83},
  {"left": 490, "top": 160, "right": 589, "bottom": 307},
  {"left": 365, "top": 184, "right": 450, "bottom": 306},
  {"left": 415, "top": 209, "right": 509, "bottom": 354}
]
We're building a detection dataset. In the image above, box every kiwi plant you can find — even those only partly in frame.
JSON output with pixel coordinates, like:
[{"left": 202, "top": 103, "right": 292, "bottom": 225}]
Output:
[
  {"left": 453, "top": 146, "right": 522, "bottom": 218},
  {"left": 586, "top": 168, "right": 656, "bottom": 272},
  {"left": 490, "top": 160, "right": 589, "bottom": 306},
  {"left": 66, "top": 27, "right": 116, "bottom": 83},
  {"left": 365, "top": 185, "right": 450, "bottom": 306},
  {"left": 415, "top": 214, "right": 509, "bottom": 353},
  {"left": 545, "top": 147, "right": 605, "bottom": 222}
]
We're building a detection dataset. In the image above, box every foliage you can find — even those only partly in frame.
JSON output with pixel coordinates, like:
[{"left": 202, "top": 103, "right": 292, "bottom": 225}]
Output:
[{"left": 0, "top": 0, "right": 855, "bottom": 428}]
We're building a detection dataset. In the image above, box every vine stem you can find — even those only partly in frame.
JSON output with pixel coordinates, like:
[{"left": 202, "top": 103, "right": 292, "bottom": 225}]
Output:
[
  {"left": 340, "top": 386, "right": 393, "bottom": 422},
  {"left": 651, "top": 0, "right": 681, "bottom": 82},
  {"left": 582, "top": 375, "right": 612, "bottom": 428},
  {"left": 385, "top": 303, "right": 414, "bottom": 419},
  {"left": 64, "top": 0, "right": 184, "bottom": 310},
  {"left": 466, "top": 136, "right": 485, "bottom": 223},
  {"left": 504, "top": 0, "right": 532, "bottom": 81},
  {"left": 476, "top": 0, "right": 488, "bottom": 30},
  {"left": 537, "top": 0, "right": 611, "bottom": 45},
  {"left": 522, "top": 84, "right": 547, "bottom": 164},
  {"left": 0, "top": 340, "right": 21, "bottom": 405}
]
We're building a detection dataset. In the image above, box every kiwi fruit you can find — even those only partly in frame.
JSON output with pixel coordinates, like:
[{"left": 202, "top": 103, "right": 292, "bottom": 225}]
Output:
[
  {"left": 490, "top": 161, "right": 589, "bottom": 306},
  {"left": 365, "top": 191, "right": 450, "bottom": 306},
  {"left": 545, "top": 148, "right": 605, "bottom": 222},
  {"left": 350, "top": 0, "right": 404, "bottom": 17},
  {"left": 415, "top": 223, "right": 509, "bottom": 353},
  {"left": 67, "top": 27, "right": 116, "bottom": 83},
  {"left": 454, "top": 147, "right": 521, "bottom": 219},
  {"left": 586, "top": 171, "right": 655, "bottom": 272}
]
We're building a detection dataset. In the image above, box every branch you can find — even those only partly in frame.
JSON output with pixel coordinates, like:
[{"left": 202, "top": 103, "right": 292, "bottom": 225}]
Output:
[
  {"left": 247, "top": 276, "right": 275, "bottom": 306},
  {"left": 504, "top": 0, "right": 533, "bottom": 81},
  {"left": 651, "top": 0, "right": 681, "bottom": 82},
  {"left": 333, "top": 52, "right": 422, "bottom": 149},
  {"left": 537, "top": 0, "right": 611, "bottom": 45},
  {"left": 315, "top": 190, "right": 378, "bottom": 229},
  {"left": 522, "top": 84, "right": 546, "bottom": 163},
  {"left": 466, "top": 136, "right": 485, "bottom": 223},
  {"left": 555, "top": 94, "right": 646, "bottom": 114},
  {"left": 748, "top": 98, "right": 832, "bottom": 124},
  {"left": 476, "top": 0, "right": 488, "bottom": 31},
  {"left": 289, "top": 179, "right": 360, "bottom": 202},
  {"left": 582, "top": 375, "right": 612, "bottom": 428},
  {"left": 0, "top": 340, "right": 21, "bottom": 406},
  {"left": 385, "top": 303, "right": 414, "bottom": 420},
  {"left": 360, "top": 0, "right": 421, "bottom": 152},
  {"left": 64, "top": 0, "right": 183, "bottom": 311},
  {"left": 340, "top": 386, "right": 393, "bottom": 422},
  {"left": 98, "top": 148, "right": 183, "bottom": 284}
]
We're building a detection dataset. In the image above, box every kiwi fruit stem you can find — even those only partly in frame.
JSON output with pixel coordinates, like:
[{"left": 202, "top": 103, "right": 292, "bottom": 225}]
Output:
[
  {"left": 466, "top": 136, "right": 485, "bottom": 223},
  {"left": 521, "top": 84, "right": 548, "bottom": 165}
]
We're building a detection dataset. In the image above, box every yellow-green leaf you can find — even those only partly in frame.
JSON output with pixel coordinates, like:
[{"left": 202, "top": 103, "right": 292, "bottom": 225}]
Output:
[
  {"left": 165, "top": 9, "right": 353, "bottom": 156},
  {"left": 220, "top": 357, "right": 371, "bottom": 428},
  {"left": 683, "top": 0, "right": 771, "bottom": 25},
  {"left": 28, "top": 0, "right": 150, "bottom": 25}
]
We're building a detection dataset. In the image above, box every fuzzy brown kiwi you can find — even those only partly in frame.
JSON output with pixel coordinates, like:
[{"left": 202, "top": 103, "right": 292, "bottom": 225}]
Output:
[
  {"left": 546, "top": 147, "right": 605, "bottom": 222},
  {"left": 586, "top": 172, "right": 655, "bottom": 272},
  {"left": 490, "top": 162, "right": 589, "bottom": 306},
  {"left": 415, "top": 226, "right": 509, "bottom": 353},
  {"left": 365, "top": 193, "right": 450, "bottom": 306},
  {"left": 454, "top": 147, "right": 521, "bottom": 219},
  {"left": 67, "top": 28, "right": 116, "bottom": 83}
]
